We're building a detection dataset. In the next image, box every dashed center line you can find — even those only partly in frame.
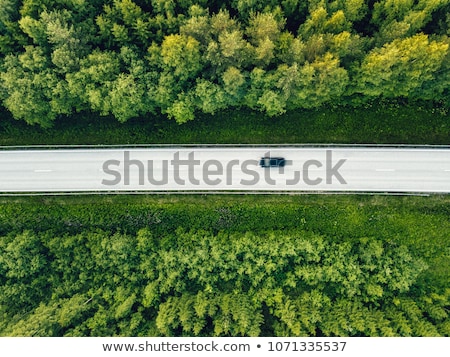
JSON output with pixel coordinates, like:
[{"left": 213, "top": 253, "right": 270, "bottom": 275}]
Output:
[
  {"left": 375, "top": 169, "right": 396, "bottom": 172},
  {"left": 34, "top": 169, "right": 53, "bottom": 173}
]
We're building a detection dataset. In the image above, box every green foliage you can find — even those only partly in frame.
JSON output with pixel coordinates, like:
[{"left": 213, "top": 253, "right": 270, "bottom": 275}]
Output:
[
  {"left": 161, "top": 34, "right": 202, "bottom": 81},
  {"left": 0, "top": 0, "right": 448, "bottom": 126},
  {"left": 0, "top": 46, "right": 58, "bottom": 127},
  {"left": 0, "top": 194, "right": 448, "bottom": 336},
  {"left": 0, "top": 195, "right": 448, "bottom": 337},
  {"left": 371, "top": 0, "right": 448, "bottom": 46},
  {"left": 66, "top": 49, "right": 120, "bottom": 115},
  {"left": 355, "top": 34, "right": 448, "bottom": 99}
]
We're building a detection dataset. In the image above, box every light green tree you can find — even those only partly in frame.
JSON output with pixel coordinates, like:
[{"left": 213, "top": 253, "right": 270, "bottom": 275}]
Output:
[
  {"left": 355, "top": 34, "right": 448, "bottom": 98},
  {"left": 161, "top": 34, "right": 202, "bottom": 81}
]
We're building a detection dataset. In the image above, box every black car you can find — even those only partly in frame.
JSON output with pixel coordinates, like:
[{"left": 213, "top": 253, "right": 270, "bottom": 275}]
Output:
[{"left": 259, "top": 157, "right": 286, "bottom": 168}]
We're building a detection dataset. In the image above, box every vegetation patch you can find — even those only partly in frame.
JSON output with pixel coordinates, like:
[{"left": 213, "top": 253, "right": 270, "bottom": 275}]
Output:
[
  {"left": 1, "top": 103, "right": 449, "bottom": 146},
  {"left": 0, "top": 195, "right": 448, "bottom": 336},
  {"left": 0, "top": 1, "right": 448, "bottom": 127}
]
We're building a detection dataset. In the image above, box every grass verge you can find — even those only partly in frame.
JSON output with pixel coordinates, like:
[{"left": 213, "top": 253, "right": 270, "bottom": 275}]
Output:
[{"left": 0, "top": 103, "right": 449, "bottom": 146}]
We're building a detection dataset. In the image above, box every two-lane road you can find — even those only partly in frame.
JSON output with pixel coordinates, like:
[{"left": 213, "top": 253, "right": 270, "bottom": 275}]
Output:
[{"left": 0, "top": 147, "right": 449, "bottom": 193}]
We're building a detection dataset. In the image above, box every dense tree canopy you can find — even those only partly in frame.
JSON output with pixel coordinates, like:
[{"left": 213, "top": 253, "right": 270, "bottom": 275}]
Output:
[
  {"left": 0, "top": 0, "right": 448, "bottom": 126},
  {"left": 0, "top": 228, "right": 448, "bottom": 336},
  {"left": 0, "top": 194, "right": 448, "bottom": 337}
]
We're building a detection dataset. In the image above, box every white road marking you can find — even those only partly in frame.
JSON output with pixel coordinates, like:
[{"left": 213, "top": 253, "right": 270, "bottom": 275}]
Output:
[
  {"left": 375, "top": 169, "right": 395, "bottom": 172},
  {"left": 34, "top": 169, "right": 53, "bottom": 173}
]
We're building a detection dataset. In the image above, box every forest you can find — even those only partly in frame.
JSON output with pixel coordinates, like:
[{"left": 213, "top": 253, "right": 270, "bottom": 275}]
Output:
[
  {"left": 0, "top": 0, "right": 449, "bottom": 126},
  {"left": 0, "top": 194, "right": 449, "bottom": 336}
]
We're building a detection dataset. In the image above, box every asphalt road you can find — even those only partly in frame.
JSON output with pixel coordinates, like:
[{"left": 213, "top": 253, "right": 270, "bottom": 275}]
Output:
[{"left": 0, "top": 147, "right": 449, "bottom": 193}]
